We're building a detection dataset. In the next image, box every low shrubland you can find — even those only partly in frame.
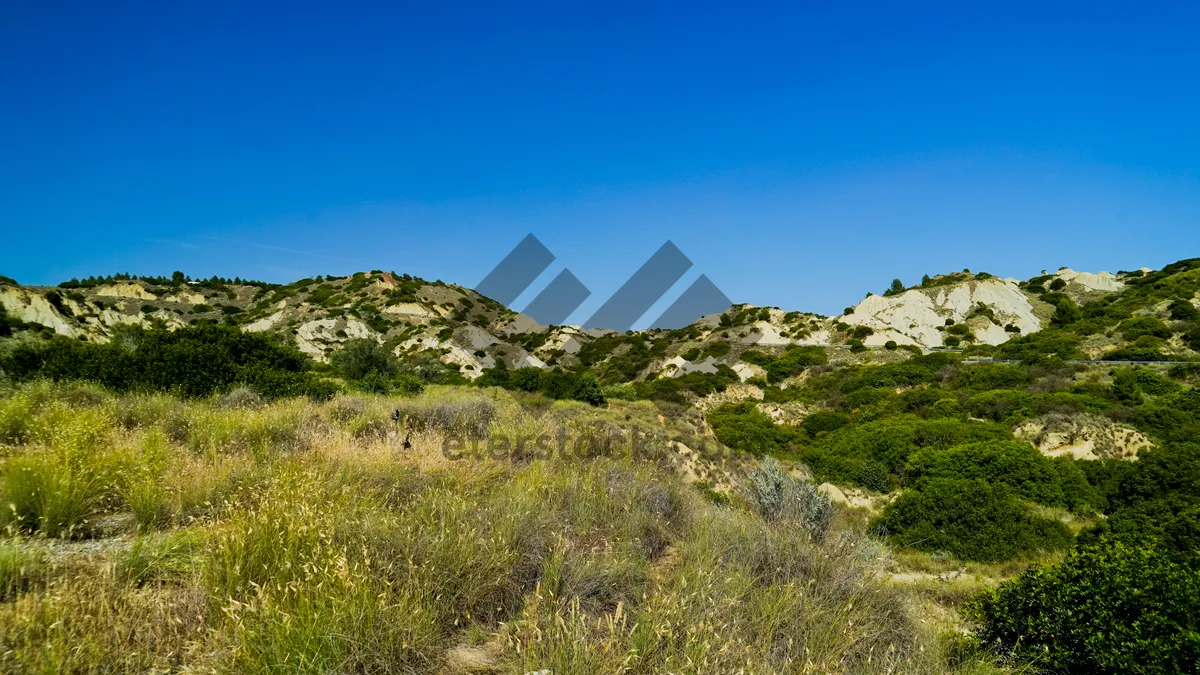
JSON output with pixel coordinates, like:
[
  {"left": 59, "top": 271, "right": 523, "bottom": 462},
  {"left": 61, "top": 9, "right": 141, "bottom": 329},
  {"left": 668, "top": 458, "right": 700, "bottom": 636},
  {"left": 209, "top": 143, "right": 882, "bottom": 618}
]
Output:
[
  {"left": 1, "top": 323, "right": 336, "bottom": 400},
  {"left": 0, "top": 381, "right": 996, "bottom": 673}
]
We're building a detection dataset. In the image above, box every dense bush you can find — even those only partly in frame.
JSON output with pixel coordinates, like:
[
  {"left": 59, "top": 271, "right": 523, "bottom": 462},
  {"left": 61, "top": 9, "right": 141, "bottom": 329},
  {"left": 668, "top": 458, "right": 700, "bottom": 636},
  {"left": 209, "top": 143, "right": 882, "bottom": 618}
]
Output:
[
  {"left": 907, "top": 441, "right": 1097, "bottom": 512},
  {"left": 801, "top": 414, "right": 1011, "bottom": 487},
  {"left": 330, "top": 339, "right": 395, "bottom": 381},
  {"left": 800, "top": 411, "right": 851, "bottom": 437},
  {"left": 476, "top": 362, "right": 606, "bottom": 406},
  {"left": 874, "top": 478, "right": 1072, "bottom": 562},
  {"left": 328, "top": 339, "right": 429, "bottom": 396},
  {"left": 995, "top": 329, "right": 1083, "bottom": 363},
  {"left": 1131, "top": 390, "right": 1200, "bottom": 443},
  {"left": 741, "top": 345, "right": 827, "bottom": 383},
  {"left": 970, "top": 541, "right": 1200, "bottom": 674},
  {"left": 707, "top": 402, "right": 798, "bottom": 456},
  {"left": 953, "top": 363, "right": 1026, "bottom": 391},
  {"left": 1, "top": 325, "right": 332, "bottom": 400},
  {"left": 1168, "top": 299, "right": 1200, "bottom": 321},
  {"left": 1118, "top": 316, "right": 1173, "bottom": 340},
  {"left": 1049, "top": 296, "right": 1083, "bottom": 327}
]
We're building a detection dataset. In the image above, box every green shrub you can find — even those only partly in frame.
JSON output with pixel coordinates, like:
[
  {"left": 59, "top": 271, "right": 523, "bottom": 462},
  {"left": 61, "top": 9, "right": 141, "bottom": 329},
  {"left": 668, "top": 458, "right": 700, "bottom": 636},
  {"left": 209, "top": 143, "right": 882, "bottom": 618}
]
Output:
[
  {"left": 477, "top": 362, "right": 606, "bottom": 406},
  {"left": 393, "top": 375, "right": 425, "bottom": 397},
  {"left": 874, "top": 478, "right": 1072, "bottom": 562},
  {"left": 964, "top": 389, "right": 1033, "bottom": 422},
  {"left": 330, "top": 339, "right": 395, "bottom": 381},
  {"left": 954, "top": 363, "right": 1026, "bottom": 391},
  {"left": 1119, "top": 316, "right": 1173, "bottom": 340},
  {"left": 700, "top": 338, "right": 729, "bottom": 360},
  {"left": 1168, "top": 299, "right": 1199, "bottom": 321},
  {"left": 707, "top": 402, "right": 797, "bottom": 456},
  {"left": 1, "top": 324, "right": 318, "bottom": 400},
  {"left": 600, "top": 384, "right": 637, "bottom": 401},
  {"left": 802, "top": 414, "right": 1011, "bottom": 486},
  {"left": 743, "top": 458, "right": 833, "bottom": 539},
  {"left": 907, "top": 441, "right": 1096, "bottom": 511},
  {"left": 970, "top": 542, "right": 1200, "bottom": 674},
  {"left": 856, "top": 461, "right": 890, "bottom": 492},
  {"left": 928, "top": 398, "right": 964, "bottom": 418},
  {"left": 356, "top": 370, "right": 393, "bottom": 394},
  {"left": 741, "top": 345, "right": 826, "bottom": 383},
  {"left": 1050, "top": 296, "right": 1082, "bottom": 327},
  {"left": 801, "top": 411, "right": 850, "bottom": 437}
]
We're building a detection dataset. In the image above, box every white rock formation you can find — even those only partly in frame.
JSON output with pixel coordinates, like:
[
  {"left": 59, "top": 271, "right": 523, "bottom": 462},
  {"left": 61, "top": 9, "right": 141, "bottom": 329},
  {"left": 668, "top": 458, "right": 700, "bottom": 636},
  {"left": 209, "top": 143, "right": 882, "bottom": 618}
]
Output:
[
  {"left": 659, "top": 355, "right": 719, "bottom": 377},
  {"left": 732, "top": 362, "right": 766, "bottom": 382},
  {"left": 382, "top": 302, "right": 436, "bottom": 319},
  {"left": 1054, "top": 269, "right": 1124, "bottom": 292},
  {"left": 94, "top": 283, "right": 155, "bottom": 300},
  {"left": 842, "top": 279, "right": 1040, "bottom": 349},
  {"left": 163, "top": 291, "right": 206, "bottom": 304},
  {"left": 295, "top": 318, "right": 378, "bottom": 360},
  {"left": 0, "top": 287, "right": 78, "bottom": 337},
  {"left": 739, "top": 321, "right": 791, "bottom": 346},
  {"left": 244, "top": 311, "right": 286, "bottom": 332}
]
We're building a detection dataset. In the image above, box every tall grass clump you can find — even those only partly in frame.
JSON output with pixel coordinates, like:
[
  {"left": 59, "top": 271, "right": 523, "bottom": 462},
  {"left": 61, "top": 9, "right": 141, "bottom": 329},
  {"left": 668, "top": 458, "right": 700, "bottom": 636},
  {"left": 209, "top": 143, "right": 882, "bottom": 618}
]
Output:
[
  {"left": 0, "top": 539, "right": 47, "bottom": 601},
  {"left": 205, "top": 466, "right": 443, "bottom": 672},
  {"left": 1, "top": 403, "right": 132, "bottom": 538},
  {"left": 505, "top": 491, "right": 927, "bottom": 674},
  {"left": 0, "top": 392, "right": 36, "bottom": 445},
  {"left": 186, "top": 401, "right": 312, "bottom": 459},
  {"left": 109, "top": 391, "right": 190, "bottom": 439},
  {"left": 393, "top": 395, "right": 496, "bottom": 439},
  {"left": 115, "top": 530, "right": 202, "bottom": 586},
  {"left": 0, "top": 574, "right": 208, "bottom": 673}
]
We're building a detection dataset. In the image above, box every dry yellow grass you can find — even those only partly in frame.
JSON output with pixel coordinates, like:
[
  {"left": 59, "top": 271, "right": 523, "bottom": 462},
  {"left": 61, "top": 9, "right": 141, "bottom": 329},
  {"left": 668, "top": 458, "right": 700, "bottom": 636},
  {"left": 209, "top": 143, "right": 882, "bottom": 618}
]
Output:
[{"left": 0, "top": 380, "right": 1013, "bottom": 673}]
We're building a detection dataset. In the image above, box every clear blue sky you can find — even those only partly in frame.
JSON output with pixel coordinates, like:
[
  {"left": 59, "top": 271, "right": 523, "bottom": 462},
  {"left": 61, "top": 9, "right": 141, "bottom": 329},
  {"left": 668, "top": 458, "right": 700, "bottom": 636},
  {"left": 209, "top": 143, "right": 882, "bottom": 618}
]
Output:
[{"left": 2, "top": 1, "right": 1198, "bottom": 323}]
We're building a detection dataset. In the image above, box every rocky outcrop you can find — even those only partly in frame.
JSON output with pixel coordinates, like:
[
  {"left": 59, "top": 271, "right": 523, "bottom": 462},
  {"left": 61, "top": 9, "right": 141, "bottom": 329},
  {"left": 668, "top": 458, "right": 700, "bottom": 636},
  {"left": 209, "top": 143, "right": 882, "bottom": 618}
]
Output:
[
  {"left": 659, "top": 355, "right": 719, "bottom": 377},
  {"left": 94, "top": 283, "right": 156, "bottom": 300},
  {"left": 0, "top": 287, "right": 79, "bottom": 337},
  {"left": 296, "top": 318, "right": 378, "bottom": 360},
  {"left": 841, "top": 279, "right": 1040, "bottom": 349},
  {"left": 382, "top": 302, "right": 436, "bottom": 319},
  {"left": 1015, "top": 413, "right": 1152, "bottom": 460},
  {"left": 1054, "top": 269, "right": 1124, "bottom": 293}
]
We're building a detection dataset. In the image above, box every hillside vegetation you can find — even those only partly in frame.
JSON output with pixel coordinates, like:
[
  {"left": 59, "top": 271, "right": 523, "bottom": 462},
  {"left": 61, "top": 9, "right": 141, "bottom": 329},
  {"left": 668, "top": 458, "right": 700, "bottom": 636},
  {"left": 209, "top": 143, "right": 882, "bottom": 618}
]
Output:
[
  {"left": 2, "top": 257, "right": 1199, "bottom": 673},
  {"left": 0, "top": 381, "right": 1005, "bottom": 674}
]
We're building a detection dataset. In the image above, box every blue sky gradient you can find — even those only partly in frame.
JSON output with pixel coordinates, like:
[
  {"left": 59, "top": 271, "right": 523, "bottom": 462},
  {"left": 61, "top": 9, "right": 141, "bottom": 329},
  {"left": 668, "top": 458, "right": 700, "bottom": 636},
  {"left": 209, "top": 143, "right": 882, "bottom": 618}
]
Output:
[{"left": 2, "top": 1, "right": 1198, "bottom": 323}]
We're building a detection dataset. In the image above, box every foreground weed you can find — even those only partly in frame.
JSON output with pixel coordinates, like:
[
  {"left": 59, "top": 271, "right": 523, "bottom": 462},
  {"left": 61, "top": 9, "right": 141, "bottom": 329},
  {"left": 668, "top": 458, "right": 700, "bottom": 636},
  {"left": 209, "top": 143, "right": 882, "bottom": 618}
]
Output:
[
  {"left": 0, "top": 539, "right": 48, "bottom": 601},
  {"left": 115, "top": 530, "right": 202, "bottom": 586}
]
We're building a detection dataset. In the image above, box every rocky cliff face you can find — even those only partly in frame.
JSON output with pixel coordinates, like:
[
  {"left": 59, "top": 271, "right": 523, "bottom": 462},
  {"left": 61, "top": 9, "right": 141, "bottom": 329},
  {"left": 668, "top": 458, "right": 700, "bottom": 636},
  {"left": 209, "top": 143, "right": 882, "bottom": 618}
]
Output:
[{"left": 840, "top": 278, "right": 1041, "bottom": 349}]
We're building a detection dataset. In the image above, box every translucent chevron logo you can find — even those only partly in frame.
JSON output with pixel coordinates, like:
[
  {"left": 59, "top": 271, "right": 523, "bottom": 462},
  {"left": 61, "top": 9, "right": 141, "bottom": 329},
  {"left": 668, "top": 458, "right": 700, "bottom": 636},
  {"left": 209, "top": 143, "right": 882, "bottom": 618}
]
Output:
[{"left": 475, "top": 234, "right": 732, "bottom": 331}]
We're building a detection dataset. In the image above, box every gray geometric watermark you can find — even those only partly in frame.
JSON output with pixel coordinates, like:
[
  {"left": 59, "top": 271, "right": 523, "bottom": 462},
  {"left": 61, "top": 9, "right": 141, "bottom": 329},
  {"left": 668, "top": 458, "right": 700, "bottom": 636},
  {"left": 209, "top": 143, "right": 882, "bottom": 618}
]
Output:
[{"left": 476, "top": 234, "right": 732, "bottom": 330}]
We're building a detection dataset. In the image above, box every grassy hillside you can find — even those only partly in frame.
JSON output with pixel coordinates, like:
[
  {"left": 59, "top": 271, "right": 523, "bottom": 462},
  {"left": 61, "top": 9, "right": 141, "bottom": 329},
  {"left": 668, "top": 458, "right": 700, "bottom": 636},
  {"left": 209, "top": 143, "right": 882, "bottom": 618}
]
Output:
[
  {"left": 2, "top": 257, "right": 1198, "bottom": 672},
  {"left": 0, "top": 381, "right": 1006, "bottom": 674}
]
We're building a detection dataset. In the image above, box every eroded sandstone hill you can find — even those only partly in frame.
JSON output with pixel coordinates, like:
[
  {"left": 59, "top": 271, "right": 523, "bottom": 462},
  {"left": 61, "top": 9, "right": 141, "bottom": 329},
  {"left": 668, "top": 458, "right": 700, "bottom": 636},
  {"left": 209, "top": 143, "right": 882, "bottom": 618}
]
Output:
[{"left": 1, "top": 260, "right": 1198, "bottom": 385}]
